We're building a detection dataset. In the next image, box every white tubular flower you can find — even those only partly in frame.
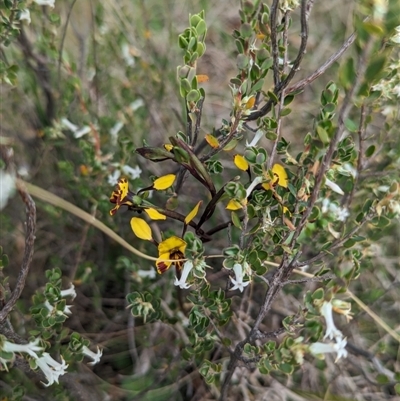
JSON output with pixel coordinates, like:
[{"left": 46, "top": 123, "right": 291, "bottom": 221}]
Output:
[
  {"left": 19, "top": 9, "right": 31, "bottom": 24},
  {"left": 60, "top": 284, "right": 76, "bottom": 301},
  {"left": 174, "top": 260, "right": 193, "bottom": 289},
  {"left": 61, "top": 118, "right": 78, "bottom": 132},
  {"left": 0, "top": 170, "right": 16, "bottom": 210},
  {"left": 82, "top": 345, "right": 103, "bottom": 366},
  {"left": 74, "top": 126, "right": 91, "bottom": 139},
  {"left": 230, "top": 263, "right": 250, "bottom": 293},
  {"left": 107, "top": 169, "right": 121, "bottom": 186},
  {"left": 110, "top": 121, "right": 124, "bottom": 144},
  {"left": 2, "top": 337, "right": 43, "bottom": 359},
  {"left": 137, "top": 269, "right": 157, "bottom": 279},
  {"left": 121, "top": 44, "right": 136, "bottom": 67},
  {"left": 63, "top": 304, "right": 73, "bottom": 315},
  {"left": 34, "top": 0, "right": 55, "bottom": 7},
  {"left": 246, "top": 129, "right": 264, "bottom": 148},
  {"left": 44, "top": 300, "right": 73, "bottom": 316},
  {"left": 130, "top": 98, "right": 145, "bottom": 111},
  {"left": 309, "top": 337, "right": 348, "bottom": 362},
  {"left": 320, "top": 301, "right": 343, "bottom": 341},
  {"left": 34, "top": 353, "right": 68, "bottom": 386},
  {"left": 245, "top": 176, "right": 263, "bottom": 198},
  {"left": 325, "top": 178, "right": 344, "bottom": 195},
  {"left": 121, "top": 165, "right": 142, "bottom": 180}
]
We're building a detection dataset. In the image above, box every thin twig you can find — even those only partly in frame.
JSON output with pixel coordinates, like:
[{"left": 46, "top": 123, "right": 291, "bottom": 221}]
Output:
[
  {"left": 285, "top": 31, "right": 356, "bottom": 96},
  {"left": 57, "top": 0, "right": 78, "bottom": 87},
  {"left": 0, "top": 151, "right": 36, "bottom": 323},
  {"left": 267, "top": 10, "right": 290, "bottom": 169},
  {"left": 247, "top": 29, "right": 356, "bottom": 122},
  {"left": 269, "top": 0, "right": 280, "bottom": 87},
  {"left": 283, "top": 273, "right": 336, "bottom": 285},
  {"left": 192, "top": 97, "right": 205, "bottom": 147},
  {"left": 345, "top": 103, "right": 367, "bottom": 208},
  {"left": 279, "top": 0, "right": 309, "bottom": 91}
]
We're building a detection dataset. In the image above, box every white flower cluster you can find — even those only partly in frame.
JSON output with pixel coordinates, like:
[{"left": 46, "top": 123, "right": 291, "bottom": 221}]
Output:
[
  {"left": 107, "top": 165, "right": 142, "bottom": 186},
  {"left": 61, "top": 118, "right": 92, "bottom": 139},
  {"left": 0, "top": 335, "right": 103, "bottom": 386},
  {"left": 309, "top": 299, "right": 352, "bottom": 362},
  {"left": 321, "top": 198, "right": 350, "bottom": 222},
  {"left": 45, "top": 284, "right": 76, "bottom": 317},
  {"left": 1, "top": 337, "right": 67, "bottom": 386}
]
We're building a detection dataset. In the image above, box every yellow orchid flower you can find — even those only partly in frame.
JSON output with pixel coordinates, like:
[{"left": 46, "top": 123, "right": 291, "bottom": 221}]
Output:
[
  {"left": 109, "top": 178, "right": 134, "bottom": 215},
  {"left": 233, "top": 154, "right": 249, "bottom": 171},
  {"left": 130, "top": 217, "right": 153, "bottom": 241},
  {"left": 156, "top": 236, "right": 186, "bottom": 274},
  {"left": 144, "top": 208, "right": 166, "bottom": 220},
  {"left": 226, "top": 199, "right": 243, "bottom": 211},
  {"left": 153, "top": 174, "right": 176, "bottom": 190},
  {"left": 184, "top": 201, "right": 202, "bottom": 224},
  {"left": 262, "top": 164, "right": 288, "bottom": 190}
]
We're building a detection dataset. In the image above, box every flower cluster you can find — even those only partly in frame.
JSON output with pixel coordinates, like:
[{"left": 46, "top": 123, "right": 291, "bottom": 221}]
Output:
[
  {"left": 309, "top": 299, "right": 351, "bottom": 362},
  {"left": 109, "top": 175, "right": 206, "bottom": 289},
  {"left": 0, "top": 336, "right": 67, "bottom": 386}
]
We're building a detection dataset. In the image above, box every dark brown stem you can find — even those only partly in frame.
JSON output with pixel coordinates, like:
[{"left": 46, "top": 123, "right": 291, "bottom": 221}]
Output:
[
  {"left": 247, "top": 27, "right": 355, "bottom": 122},
  {"left": 270, "top": 0, "right": 280, "bottom": 87},
  {"left": 192, "top": 97, "right": 205, "bottom": 147},
  {"left": 345, "top": 103, "right": 367, "bottom": 209},
  {"left": 0, "top": 148, "right": 36, "bottom": 323}
]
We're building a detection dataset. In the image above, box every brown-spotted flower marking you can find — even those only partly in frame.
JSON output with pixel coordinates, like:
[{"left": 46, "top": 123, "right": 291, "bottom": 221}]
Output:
[
  {"left": 156, "top": 236, "right": 187, "bottom": 274},
  {"left": 109, "top": 178, "right": 135, "bottom": 215}
]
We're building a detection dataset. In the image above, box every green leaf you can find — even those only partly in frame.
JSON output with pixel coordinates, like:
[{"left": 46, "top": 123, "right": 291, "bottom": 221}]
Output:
[
  {"left": 312, "top": 288, "right": 324, "bottom": 300},
  {"left": 250, "top": 78, "right": 265, "bottom": 93},
  {"left": 371, "top": 215, "right": 390, "bottom": 228},
  {"left": 279, "top": 363, "right": 294, "bottom": 374},
  {"left": 365, "top": 55, "right": 387, "bottom": 83},
  {"left": 231, "top": 211, "right": 242, "bottom": 229},
  {"left": 365, "top": 145, "right": 375, "bottom": 157},
  {"left": 237, "top": 54, "right": 249, "bottom": 70},
  {"left": 344, "top": 118, "right": 358, "bottom": 133},
  {"left": 362, "top": 21, "right": 384, "bottom": 36},
  {"left": 343, "top": 239, "right": 356, "bottom": 248},
  {"left": 265, "top": 130, "right": 278, "bottom": 140},
  {"left": 187, "top": 89, "right": 200, "bottom": 102},
  {"left": 339, "top": 58, "right": 355, "bottom": 90},
  {"left": 261, "top": 57, "right": 273, "bottom": 70},
  {"left": 280, "top": 108, "right": 291, "bottom": 117},
  {"left": 240, "top": 23, "right": 253, "bottom": 38},
  {"left": 196, "top": 20, "right": 207, "bottom": 36},
  {"left": 316, "top": 125, "right": 330, "bottom": 144},
  {"left": 267, "top": 91, "right": 279, "bottom": 103},
  {"left": 283, "top": 95, "right": 294, "bottom": 105}
]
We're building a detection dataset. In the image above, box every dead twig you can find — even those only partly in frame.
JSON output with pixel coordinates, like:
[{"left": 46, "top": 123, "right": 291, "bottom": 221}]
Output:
[{"left": 0, "top": 147, "right": 36, "bottom": 323}]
